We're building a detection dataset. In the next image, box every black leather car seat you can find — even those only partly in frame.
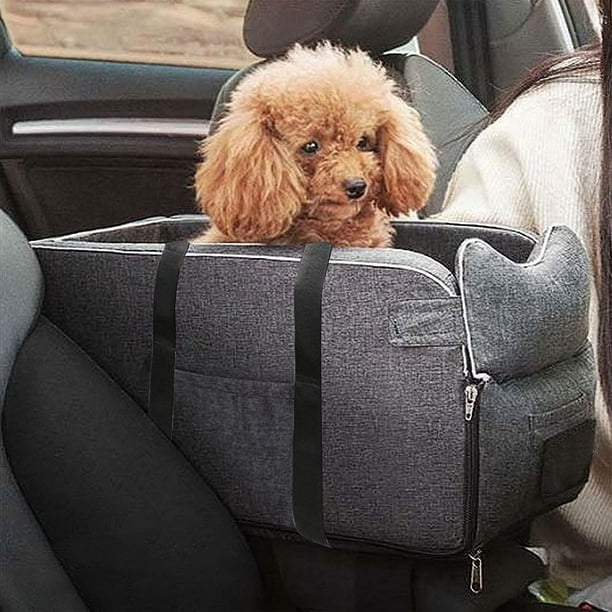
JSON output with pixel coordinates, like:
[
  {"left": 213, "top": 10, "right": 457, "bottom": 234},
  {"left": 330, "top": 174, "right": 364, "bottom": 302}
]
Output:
[
  {"left": 208, "top": 0, "right": 488, "bottom": 216},
  {"left": 0, "top": 207, "right": 262, "bottom": 611}
]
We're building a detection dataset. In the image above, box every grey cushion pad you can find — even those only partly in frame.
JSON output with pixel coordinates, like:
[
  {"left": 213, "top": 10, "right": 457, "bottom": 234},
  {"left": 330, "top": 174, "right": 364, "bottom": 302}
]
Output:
[
  {"left": 458, "top": 225, "right": 591, "bottom": 381},
  {"left": 32, "top": 216, "right": 595, "bottom": 555}
]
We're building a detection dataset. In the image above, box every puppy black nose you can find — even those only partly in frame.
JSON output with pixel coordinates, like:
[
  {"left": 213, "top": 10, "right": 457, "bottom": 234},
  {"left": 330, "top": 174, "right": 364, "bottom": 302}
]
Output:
[{"left": 343, "top": 178, "right": 367, "bottom": 199}]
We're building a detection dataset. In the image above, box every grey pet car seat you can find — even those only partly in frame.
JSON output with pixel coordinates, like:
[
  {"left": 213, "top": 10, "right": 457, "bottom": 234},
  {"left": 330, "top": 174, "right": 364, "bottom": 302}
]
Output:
[{"left": 32, "top": 215, "right": 596, "bottom": 571}]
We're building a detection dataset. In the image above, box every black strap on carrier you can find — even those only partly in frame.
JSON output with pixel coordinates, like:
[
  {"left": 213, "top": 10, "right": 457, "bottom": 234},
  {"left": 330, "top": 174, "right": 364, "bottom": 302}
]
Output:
[
  {"left": 148, "top": 240, "right": 189, "bottom": 439},
  {"left": 292, "top": 242, "right": 333, "bottom": 547},
  {"left": 148, "top": 240, "right": 333, "bottom": 546}
]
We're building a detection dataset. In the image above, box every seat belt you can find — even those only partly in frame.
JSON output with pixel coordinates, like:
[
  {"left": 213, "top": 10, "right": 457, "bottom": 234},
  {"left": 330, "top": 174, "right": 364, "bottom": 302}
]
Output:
[
  {"left": 148, "top": 240, "right": 189, "bottom": 439},
  {"left": 447, "top": 0, "right": 494, "bottom": 108}
]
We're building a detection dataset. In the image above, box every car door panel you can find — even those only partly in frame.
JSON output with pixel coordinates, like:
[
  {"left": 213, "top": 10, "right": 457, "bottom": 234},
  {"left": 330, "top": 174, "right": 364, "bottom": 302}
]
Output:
[{"left": 0, "top": 44, "right": 232, "bottom": 238}]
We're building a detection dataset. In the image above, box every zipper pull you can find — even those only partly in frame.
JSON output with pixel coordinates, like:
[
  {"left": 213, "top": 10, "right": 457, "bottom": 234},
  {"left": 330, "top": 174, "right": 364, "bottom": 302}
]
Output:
[
  {"left": 469, "top": 550, "right": 483, "bottom": 594},
  {"left": 465, "top": 384, "right": 479, "bottom": 421}
]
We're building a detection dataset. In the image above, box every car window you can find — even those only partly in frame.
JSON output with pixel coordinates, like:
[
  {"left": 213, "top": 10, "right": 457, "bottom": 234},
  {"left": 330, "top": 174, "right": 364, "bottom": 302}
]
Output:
[{"left": 0, "top": 0, "right": 257, "bottom": 69}]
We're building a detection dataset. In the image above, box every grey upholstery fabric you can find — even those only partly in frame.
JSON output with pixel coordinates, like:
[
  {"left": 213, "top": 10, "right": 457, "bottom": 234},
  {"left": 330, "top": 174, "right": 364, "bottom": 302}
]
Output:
[
  {"left": 172, "top": 260, "right": 465, "bottom": 552},
  {"left": 243, "top": 0, "right": 440, "bottom": 58},
  {"left": 393, "top": 54, "right": 489, "bottom": 215},
  {"left": 458, "top": 225, "right": 591, "bottom": 381},
  {"left": 393, "top": 220, "right": 536, "bottom": 270},
  {"left": 388, "top": 298, "right": 465, "bottom": 347},
  {"left": 0, "top": 210, "right": 87, "bottom": 612},
  {"left": 35, "top": 234, "right": 466, "bottom": 553},
  {"left": 33, "top": 217, "right": 595, "bottom": 555},
  {"left": 476, "top": 345, "right": 596, "bottom": 544}
]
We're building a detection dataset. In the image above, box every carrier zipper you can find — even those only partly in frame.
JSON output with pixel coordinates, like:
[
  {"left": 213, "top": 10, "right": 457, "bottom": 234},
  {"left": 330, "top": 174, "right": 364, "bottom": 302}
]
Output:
[
  {"left": 469, "top": 549, "right": 483, "bottom": 594},
  {"left": 464, "top": 379, "right": 482, "bottom": 541},
  {"left": 464, "top": 384, "right": 479, "bottom": 421},
  {"left": 464, "top": 379, "right": 485, "bottom": 592}
]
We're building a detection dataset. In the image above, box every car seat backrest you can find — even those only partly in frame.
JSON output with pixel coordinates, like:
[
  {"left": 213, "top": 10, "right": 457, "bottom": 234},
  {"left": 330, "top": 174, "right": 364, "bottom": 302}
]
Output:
[
  {"left": 0, "top": 209, "right": 87, "bottom": 612},
  {"left": 383, "top": 53, "right": 487, "bottom": 216},
  {"left": 207, "top": 0, "right": 487, "bottom": 216}
]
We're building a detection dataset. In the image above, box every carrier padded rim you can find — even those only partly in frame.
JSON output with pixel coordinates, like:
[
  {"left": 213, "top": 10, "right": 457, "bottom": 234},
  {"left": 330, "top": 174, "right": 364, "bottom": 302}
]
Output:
[{"left": 33, "top": 234, "right": 460, "bottom": 298}]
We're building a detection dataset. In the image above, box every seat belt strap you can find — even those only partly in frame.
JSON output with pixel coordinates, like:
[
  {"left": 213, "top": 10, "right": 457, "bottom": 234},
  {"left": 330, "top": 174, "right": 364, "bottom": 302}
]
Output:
[
  {"left": 292, "top": 242, "right": 332, "bottom": 547},
  {"left": 148, "top": 240, "right": 189, "bottom": 439}
]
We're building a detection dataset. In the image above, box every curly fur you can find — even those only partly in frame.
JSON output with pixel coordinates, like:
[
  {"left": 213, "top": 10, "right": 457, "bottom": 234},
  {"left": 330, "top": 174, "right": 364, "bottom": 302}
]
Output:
[{"left": 194, "top": 43, "right": 437, "bottom": 247}]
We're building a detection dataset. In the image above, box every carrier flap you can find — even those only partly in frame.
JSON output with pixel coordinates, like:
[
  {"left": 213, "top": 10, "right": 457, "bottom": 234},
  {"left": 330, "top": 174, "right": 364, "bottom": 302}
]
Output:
[{"left": 457, "top": 225, "right": 590, "bottom": 381}]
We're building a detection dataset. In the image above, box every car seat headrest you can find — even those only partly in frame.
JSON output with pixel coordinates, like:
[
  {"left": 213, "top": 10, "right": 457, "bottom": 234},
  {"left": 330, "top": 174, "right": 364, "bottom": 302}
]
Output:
[{"left": 243, "top": 0, "right": 441, "bottom": 58}]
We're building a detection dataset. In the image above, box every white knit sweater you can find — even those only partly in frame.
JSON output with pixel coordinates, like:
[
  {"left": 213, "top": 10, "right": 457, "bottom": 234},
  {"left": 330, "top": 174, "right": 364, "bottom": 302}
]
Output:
[{"left": 439, "top": 78, "right": 611, "bottom": 589}]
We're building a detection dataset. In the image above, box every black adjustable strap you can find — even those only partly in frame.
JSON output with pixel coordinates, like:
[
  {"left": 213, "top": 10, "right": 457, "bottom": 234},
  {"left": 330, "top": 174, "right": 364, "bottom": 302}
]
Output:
[
  {"left": 148, "top": 240, "right": 189, "bottom": 439},
  {"left": 293, "top": 242, "right": 333, "bottom": 547}
]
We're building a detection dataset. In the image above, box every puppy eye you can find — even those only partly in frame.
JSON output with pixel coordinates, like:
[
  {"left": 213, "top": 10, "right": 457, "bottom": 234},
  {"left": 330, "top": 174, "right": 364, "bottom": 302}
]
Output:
[
  {"left": 300, "top": 141, "right": 319, "bottom": 155},
  {"left": 357, "top": 136, "right": 370, "bottom": 151}
]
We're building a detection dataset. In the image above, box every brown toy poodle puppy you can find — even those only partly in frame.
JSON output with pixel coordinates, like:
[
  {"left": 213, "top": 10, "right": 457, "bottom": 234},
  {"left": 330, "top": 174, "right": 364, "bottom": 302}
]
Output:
[{"left": 194, "top": 43, "right": 437, "bottom": 247}]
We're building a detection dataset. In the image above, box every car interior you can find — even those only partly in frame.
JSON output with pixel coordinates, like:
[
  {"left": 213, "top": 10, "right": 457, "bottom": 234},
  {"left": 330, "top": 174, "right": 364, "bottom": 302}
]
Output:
[{"left": 0, "top": 1, "right": 603, "bottom": 611}]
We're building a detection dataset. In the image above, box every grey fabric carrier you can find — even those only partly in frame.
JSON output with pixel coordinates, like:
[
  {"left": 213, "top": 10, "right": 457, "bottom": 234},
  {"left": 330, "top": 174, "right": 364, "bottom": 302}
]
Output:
[{"left": 31, "top": 216, "right": 596, "bottom": 557}]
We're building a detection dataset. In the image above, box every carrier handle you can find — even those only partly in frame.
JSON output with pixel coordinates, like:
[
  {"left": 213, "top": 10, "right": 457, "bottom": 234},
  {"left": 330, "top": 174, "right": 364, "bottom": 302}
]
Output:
[
  {"left": 293, "top": 242, "right": 333, "bottom": 548},
  {"left": 148, "top": 240, "right": 189, "bottom": 439}
]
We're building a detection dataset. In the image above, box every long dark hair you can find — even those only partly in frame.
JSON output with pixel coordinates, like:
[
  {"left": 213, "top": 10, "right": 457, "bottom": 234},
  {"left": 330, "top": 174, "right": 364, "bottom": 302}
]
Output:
[
  {"left": 492, "top": 46, "right": 600, "bottom": 121},
  {"left": 495, "top": 4, "right": 610, "bottom": 412},
  {"left": 600, "top": 0, "right": 611, "bottom": 414}
]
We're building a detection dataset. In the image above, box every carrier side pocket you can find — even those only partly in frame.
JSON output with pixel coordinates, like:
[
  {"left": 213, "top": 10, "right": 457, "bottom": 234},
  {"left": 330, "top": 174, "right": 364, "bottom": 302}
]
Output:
[
  {"left": 540, "top": 418, "right": 595, "bottom": 501},
  {"left": 530, "top": 394, "right": 595, "bottom": 501}
]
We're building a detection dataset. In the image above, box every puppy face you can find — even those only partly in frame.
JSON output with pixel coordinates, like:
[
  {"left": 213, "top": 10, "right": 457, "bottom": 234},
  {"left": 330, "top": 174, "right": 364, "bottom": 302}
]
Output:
[
  {"left": 276, "top": 108, "right": 383, "bottom": 222},
  {"left": 196, "top": 44, "right": 437, "bottom": 242}
]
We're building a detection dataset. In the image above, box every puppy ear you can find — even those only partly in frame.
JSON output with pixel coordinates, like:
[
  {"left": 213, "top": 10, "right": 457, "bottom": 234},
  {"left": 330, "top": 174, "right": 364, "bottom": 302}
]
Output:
[
  {"left": 195, "top": 107, "right": 304, "bottom": 241},
  {"left": 378, "top": 95, "right": 437, "bottom": 216}
]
